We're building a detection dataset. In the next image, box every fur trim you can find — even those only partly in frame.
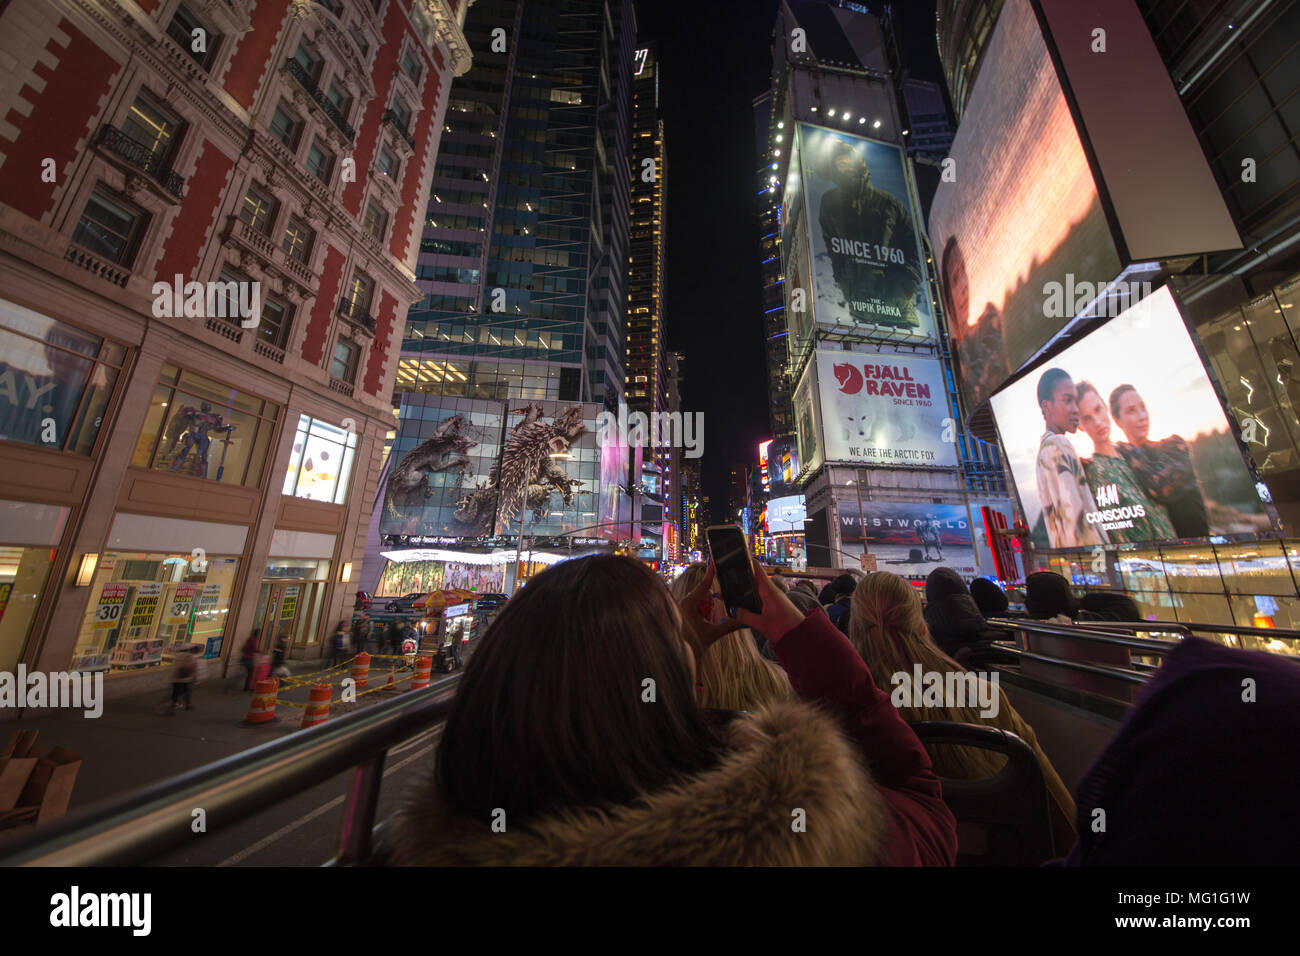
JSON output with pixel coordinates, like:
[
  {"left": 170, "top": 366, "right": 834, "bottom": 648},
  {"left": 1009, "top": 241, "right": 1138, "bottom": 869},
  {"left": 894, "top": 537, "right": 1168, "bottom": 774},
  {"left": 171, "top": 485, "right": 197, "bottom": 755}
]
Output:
[{"left": 383, "top": 698, "right": 889, "bottom": 866}]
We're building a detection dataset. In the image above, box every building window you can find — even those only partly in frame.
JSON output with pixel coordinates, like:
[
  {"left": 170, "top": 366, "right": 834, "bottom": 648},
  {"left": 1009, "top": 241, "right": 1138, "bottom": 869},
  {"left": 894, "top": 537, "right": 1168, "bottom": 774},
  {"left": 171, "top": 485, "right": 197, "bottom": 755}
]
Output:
[
  {"left": 390, "top": 98, "right": 412, "bottom": 130},
  {"left": 71, "top": 188, "right": 148, "bottom": 266},
  {"left": 258, "top": 296, "right": 293, "bottom": 349},
  {"left": 0, "top": 298, "right": 127, "bottom": 455},
  {"left": 120, "top": 94, "right": 182, "bottom": 164},
  {"left": 281, "top": 215, "right": 315, "bottom": 263},
  {"left": 283, "top": 414, "right": 359, "bottom": 504},
  {"left": 376, "top": 146, "right": 399, "bottom": 179},
  {"left": 325, "top": 81, "right": 352, "bottom": 121},
  {"left": 166, "top": 4, "right": 221, "bottom": 71},
  {"left": 331, "top": 339, "right": 359, "bottom": 383},
  {"left": 238, "top": 183, "right": 279, "bottom": 235},
  {"left": 400, "top": 46, "right": 422, "bottom": 84},
  {"left": 214, "top": 267, "right": 255, "bottom": 324},
  {"left": 363, "top": 201, "right": 387, "bottom": 240},
  {"left": 131, "top": 364, "right": 280, "bottom": 486},
  {"left": 344, "top": 271, "right": 374, "bottom": 318},
  {"left": 305, "top": 139, "right": 334, "bottom": 183},
  {"left": 292, "top": 41, "right": 323, "bottom": 85},
  {"left": 269, "top": 102, "right": 302, "bottom": 150}
]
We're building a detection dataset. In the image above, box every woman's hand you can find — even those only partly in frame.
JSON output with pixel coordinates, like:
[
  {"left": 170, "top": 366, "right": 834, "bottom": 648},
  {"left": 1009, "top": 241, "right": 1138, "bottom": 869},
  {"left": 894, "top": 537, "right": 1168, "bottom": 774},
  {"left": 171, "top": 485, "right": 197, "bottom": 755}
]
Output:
[
  {"left": 677, "top": 562, "right": 744, "bottom": 663},
  {"left": 734, "top": 556, "right": 810, "bottom": 645}
]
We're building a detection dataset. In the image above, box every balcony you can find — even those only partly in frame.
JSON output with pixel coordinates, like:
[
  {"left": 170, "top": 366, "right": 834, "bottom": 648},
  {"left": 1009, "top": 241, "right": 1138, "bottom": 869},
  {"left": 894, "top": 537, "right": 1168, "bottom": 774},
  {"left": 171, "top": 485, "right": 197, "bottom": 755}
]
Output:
[
  {"left": 205, "top": 316, "right": 243, "bottom": 343},
  {"left": 284, "top": 57, "right": 356, "bottom": 143},
  {"left": 329, "top": 377, "right": 354, "bottom": 397},
  {"left": 64, "top": 245, "right": 130, "bottom": 289},
  {"left": 95, "top": 125, "right": 185, "bottom": 200},
  {"left": 254, "top": 339, "right": 286, "bottom": 364},
  {"left": 337, "top": 298, "right": 377, "bottom": 337},
  {"left": 382, "top": 109, "right": 415, "bottom": 150}
]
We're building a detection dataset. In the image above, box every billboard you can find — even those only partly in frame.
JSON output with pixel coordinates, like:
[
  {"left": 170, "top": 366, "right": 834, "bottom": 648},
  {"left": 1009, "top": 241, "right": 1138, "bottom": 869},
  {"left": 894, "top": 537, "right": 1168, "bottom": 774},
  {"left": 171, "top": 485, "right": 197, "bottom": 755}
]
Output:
[
  {"left": 837, "top": 500, "right": 977, "bottom": 577},
  {"left": 798, "top": 125, "right": 934, "bottom": 340},
  {"left": 812, "top": 350, "right": 958, "bottom": 467},
  {"left": 989, "top": 286, "right": 1273, "bottom": 550},
  {"left": 928, "top": 0, "right": 1123, "bottom": 414},
  {"left": 381, "top": 397, "right": 610, "bottom": 542},
  {"left": 794, "top": 360, "right": 824, "bottom": 476},
  {"left": 766, "top": 495, "right": 807, "bottom": 533}
]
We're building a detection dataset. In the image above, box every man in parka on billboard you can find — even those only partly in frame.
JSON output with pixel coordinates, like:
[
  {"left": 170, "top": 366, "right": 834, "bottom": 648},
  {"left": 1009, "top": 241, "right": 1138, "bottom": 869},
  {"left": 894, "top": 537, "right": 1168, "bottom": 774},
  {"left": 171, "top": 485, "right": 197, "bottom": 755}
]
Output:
[{"left": 817, "top": 138, "right": 923, "bottom": 330}]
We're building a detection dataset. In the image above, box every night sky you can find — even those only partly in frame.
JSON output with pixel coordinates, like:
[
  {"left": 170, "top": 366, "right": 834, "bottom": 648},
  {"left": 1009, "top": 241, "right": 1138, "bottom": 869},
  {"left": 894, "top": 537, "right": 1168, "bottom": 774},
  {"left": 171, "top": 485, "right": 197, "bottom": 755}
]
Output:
[{"left": 633, "top": 0, "right": 943, "bottom": 511}]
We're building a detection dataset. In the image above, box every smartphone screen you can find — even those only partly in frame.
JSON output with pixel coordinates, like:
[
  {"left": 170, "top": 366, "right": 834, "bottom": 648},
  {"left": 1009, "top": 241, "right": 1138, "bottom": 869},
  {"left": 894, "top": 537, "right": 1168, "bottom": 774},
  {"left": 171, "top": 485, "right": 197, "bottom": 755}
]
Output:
[{"left": 706, "top": 524, "right": 762, "bottom": 614}]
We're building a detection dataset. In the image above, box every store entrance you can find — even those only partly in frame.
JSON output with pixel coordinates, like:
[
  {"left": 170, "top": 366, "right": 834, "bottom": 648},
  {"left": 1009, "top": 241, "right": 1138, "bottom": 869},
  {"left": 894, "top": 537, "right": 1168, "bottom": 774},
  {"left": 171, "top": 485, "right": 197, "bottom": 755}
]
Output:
[{"left": 253, "top": 580, "right": 325, "bottom": 654}]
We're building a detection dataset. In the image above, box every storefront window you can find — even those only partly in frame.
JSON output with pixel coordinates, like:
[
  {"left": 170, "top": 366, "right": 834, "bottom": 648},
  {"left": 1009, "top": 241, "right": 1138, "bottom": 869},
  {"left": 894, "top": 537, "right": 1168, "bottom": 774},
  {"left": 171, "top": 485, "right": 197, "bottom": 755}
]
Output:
[
  {"left": 263, "top": 558, "right": 330, "bottom": 580},
  {"left": 282, "top": 415, "right": 359, "bottom": 504},
  {"left": 0, "top": 299, "right": 126, "bottom": 454},
  {"left": 71, "top": 551, "right": 240, "bottom": 673},
  {"left": 0, "top": 546, "right": 57, "bottom": 673},
  {"left": 130, "top": 366, "right": 280, "bottom": 486}
]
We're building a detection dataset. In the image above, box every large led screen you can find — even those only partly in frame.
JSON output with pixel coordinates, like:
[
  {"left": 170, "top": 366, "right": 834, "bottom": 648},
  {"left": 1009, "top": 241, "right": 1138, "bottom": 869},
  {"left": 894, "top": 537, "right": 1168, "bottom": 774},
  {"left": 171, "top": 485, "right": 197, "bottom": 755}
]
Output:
[
  {"left": 837, "top": 500, "right": 978, "bottom": 577},
  {"left": 928, "top": 0, "right": 1123, "bottom": 414},
  {"left": 798, "top": 125, "right": 934, "bottom": 340},
  {"left": 814, "top": 349, "right": 959, "bottom": 467},
  {"left": 989, "top": 286, "right": 1272, "bottom": 551}
]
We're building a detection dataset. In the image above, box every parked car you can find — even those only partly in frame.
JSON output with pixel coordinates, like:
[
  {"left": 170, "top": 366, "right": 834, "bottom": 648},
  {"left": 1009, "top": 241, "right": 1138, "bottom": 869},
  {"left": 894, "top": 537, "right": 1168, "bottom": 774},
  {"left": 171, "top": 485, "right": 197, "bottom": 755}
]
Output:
[
  {"left": 384, "top": 592, "right": 428, "bottom": 613},
  {"left": 355, "top": 591, "right": 373, "bottom": 611},
  {"left": 474, "top": 593, "right": 508, "bottom": 611}
]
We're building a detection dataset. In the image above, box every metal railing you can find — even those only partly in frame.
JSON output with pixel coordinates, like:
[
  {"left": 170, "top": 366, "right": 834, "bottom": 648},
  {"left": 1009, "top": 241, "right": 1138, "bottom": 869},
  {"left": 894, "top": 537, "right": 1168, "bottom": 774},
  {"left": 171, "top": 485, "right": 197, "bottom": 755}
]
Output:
[
  {"left": 0, "top": 677, "right": 460, "bottom": 867},
  {"left": 383, "top": 109, "right": 416, "bottom": 150},
  {"left": 284, "top": 58, "right": 357, "bottom": 142},
  {"left": 96, "top": 125, "right": 186, "bottom": 199},
  {"left": 337, "top": 298, "right": 377, "bottom": 335}
]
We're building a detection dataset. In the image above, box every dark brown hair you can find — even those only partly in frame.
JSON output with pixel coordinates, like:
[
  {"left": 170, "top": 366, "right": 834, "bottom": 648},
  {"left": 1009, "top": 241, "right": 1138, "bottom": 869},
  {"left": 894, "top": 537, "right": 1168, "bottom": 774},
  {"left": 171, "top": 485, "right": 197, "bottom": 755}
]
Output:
[{"left": 435, "top": 555, "right": 721, "bottom": 826}]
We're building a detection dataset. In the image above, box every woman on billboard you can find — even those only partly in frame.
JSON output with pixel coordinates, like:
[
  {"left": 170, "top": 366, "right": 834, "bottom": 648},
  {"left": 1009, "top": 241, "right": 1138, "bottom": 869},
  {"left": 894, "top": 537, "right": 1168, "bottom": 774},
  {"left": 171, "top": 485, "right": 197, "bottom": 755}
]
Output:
[
  {"left": 1111, "top": 385, "right": 1210, "bottom": 538},
  {"left": 1075, "top": 382, "right": 1174, "bottom": 544}
]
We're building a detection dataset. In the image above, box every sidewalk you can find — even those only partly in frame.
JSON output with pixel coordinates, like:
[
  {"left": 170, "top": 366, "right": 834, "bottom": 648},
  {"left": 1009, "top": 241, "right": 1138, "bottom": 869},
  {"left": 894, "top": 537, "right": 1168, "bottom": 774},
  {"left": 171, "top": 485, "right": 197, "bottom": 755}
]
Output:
[{"left": 2, "top": 648, "right": 469, "bottom": 819}]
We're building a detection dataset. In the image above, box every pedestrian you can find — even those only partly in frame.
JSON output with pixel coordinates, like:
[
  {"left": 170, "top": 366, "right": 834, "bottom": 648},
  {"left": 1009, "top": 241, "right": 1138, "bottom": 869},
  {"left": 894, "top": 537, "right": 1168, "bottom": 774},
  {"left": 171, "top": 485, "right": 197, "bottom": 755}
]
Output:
[
  {"left": 161, "top": 647, "right": 199, "bottom": 715},
  {"left": 1025, "top": 571, "right": 1078, "bottom": 623},
  {"left": 272, "top": 631, "right": 290, "bottom": 682},
  {"left": 824, "top": 573, "right": 857, "bottom": 634},
  {"left": 331, "top": 621, "right": 349, "bottom": 667},
  {"left": 385, "top": 619, "right": 402, "bottom": 659},
  {"left": 228, "top": 627, "right": 259, "bottom": 693}
]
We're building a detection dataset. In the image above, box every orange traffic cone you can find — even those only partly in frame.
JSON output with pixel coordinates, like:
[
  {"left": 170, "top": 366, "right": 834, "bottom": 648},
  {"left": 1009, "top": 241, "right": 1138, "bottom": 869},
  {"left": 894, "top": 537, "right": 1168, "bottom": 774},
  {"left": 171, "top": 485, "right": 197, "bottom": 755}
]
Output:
[
  {"left": 410, "top": 656, "right": 432, "bottom": 691},
  {"left": 351, "top": 652, "right": 370, "bottom": 690},
  {"left": 382, "top": 666, "right": 396, "bottom": 692},
  {"left": 243, "top": 679, "right": 278, "bottom": 725},
  {"left": 300, "top": 683, "right": 331, "bottom": 729}
]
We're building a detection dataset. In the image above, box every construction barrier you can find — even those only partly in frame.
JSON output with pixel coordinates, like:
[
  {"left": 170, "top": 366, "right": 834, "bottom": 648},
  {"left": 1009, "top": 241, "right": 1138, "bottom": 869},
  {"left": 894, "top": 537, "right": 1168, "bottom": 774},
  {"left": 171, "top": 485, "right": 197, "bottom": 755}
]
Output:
[
  {"left": 300, "top": 684, "right": 332, "bottom": 729},
  {"left": 244, "top": 679, "right": 278, "bottom": 725},
  {"left": 410, "top": 657, "right": 432, "bottom": 691},
  {"left": 351, "top": 652, "right": 370, "bottom": 690}
]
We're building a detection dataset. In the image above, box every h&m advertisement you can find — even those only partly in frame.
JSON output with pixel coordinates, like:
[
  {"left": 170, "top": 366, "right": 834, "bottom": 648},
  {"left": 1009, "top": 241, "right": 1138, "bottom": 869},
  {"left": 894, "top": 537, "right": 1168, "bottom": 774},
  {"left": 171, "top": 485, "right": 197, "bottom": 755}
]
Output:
[
  {"left": 989, "top": 286, "right": 1272, "bottom": 551},
  {"left": 381, "top": 396, "right": 611, "bottom": 542},
  {"left": 928, "top": 0, "right": 1122, "bottom": 415},
  {"left": 837, "top": 500, "right": 977, "bottom": 577},
  {"left": 815, "top": 350, "right": 958, "bottom": 467},
  {"left": 797, "top": 124, "right": 934, "bottom": 339}
]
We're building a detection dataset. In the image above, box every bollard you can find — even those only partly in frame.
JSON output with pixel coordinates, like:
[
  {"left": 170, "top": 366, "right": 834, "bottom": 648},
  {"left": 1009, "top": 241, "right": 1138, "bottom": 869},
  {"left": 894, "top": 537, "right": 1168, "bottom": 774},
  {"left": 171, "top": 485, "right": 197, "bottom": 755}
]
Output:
[
  {"left": 300, "top": 683, "right": 332, "bottom": 729},
  {"left": 410, "top": 656, "right": 432, "bottom": 691},
  {"left": 351, "top": 652, "right": 370, "bottom": 690},
  {"left": 243, "top": 679, "right": 279, "bottom": 725}
]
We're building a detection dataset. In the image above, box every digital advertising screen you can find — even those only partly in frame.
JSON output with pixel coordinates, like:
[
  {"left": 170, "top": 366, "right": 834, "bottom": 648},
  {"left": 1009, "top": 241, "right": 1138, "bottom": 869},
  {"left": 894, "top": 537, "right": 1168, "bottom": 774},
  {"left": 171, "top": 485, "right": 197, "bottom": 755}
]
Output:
[
  {"left": 989, "top": 286, "right": 1273, "bottom": 551},
  {"left": 814, "top": 350, "right": 959, "bottom": 467},
  {"left": 797, "top": 124, "right": 934, "bottom": 340},
  {"left": 766, "top": 495, "right": 807, "bottom": 533},
  {"left": 928, "top": 0, "right": 1123, "bottom": 414},
  {"left": 837, "top": 499, "right": 977, "bottom": 577}
]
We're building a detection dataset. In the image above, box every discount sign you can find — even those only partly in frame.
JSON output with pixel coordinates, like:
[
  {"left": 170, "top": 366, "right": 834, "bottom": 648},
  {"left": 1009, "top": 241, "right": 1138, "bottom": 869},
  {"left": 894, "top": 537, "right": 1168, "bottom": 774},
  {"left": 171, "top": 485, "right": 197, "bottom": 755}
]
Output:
[
  {"left": 93, "top": 583, "right": 130, "bottom": 629},
  {"left": 166, "top": 583, "right": 200, "bottom": 625},
  {"left": 129, "top": 582, "right": 164, "bottom": 629}
]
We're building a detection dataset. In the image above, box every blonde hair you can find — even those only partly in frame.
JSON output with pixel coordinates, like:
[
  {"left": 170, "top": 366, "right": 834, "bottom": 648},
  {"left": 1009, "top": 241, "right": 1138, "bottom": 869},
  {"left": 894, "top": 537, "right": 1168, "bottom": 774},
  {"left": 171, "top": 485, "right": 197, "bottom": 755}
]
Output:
[
  {"left": 848, "top": 572, "right": 1017, "bottom": 781},
  {"left": 671, "top": 564, "right": 794, "bottom": 711}
]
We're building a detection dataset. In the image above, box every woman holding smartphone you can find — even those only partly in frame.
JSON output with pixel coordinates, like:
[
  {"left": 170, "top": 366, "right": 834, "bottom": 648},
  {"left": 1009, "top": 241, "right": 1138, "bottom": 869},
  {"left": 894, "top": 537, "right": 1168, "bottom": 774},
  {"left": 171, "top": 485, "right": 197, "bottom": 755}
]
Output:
[{"left": 386, "top": 552, "right": 956, "bottom": 866}]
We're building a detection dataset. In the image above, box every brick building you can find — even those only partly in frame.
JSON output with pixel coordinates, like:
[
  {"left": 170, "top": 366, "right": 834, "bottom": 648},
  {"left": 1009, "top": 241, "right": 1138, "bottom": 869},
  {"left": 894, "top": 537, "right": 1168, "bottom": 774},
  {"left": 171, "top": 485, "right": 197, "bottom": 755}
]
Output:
[{"left": 0, "top": 0, "right": 470, "bottom": 698}]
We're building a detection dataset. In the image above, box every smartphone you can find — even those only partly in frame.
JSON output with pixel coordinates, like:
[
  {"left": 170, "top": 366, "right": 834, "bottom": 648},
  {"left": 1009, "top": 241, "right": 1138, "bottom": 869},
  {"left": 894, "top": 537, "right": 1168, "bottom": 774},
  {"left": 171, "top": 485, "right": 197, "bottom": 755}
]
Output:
[{"left": 705, "top": 524, "right": 762, "bottom": 614}]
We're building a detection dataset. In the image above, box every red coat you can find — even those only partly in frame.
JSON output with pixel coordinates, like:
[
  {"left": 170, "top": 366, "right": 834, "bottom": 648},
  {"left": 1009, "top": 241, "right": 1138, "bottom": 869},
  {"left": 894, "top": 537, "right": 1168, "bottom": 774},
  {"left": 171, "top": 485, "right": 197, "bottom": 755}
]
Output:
[{"left": 771, "top": 608, "right": 958, "bottom": 866}]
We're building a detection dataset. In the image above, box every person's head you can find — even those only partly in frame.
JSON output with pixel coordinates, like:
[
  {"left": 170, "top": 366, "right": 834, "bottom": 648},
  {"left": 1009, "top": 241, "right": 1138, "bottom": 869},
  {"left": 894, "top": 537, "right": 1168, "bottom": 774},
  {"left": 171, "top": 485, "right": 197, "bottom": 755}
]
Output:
[
  {"left": 830, "top": 574, "right": 857, "bottom": 601},
  {"left": 1110, "top": 384, "right": 1150, "bottom": 445},
  {"left": 793, "top": 580, "right": 819, "bottom": 598},
  {"left": 786, "top": 588, "right": 821, "bottom": 614},
  {"left": 770, "top": 575, "right": 790, "bottom": 594},
  {"left": 847, "top": 572, "right": 928, "bottom": 668},
  {"left": 821, "top": 140, "right": 868, "bottom": 189},
  {"left": 1075, "top": 381, "right": 1112, "bottom": 446},
  {"left": 1037, "top": 368, "right": 1078, "bottom": 434},
  {"left": 941, "top": 235, "right": 969, "bottom": 335},
  {"left": 437, "top": 555, "right": 718, "bottom": 825},
  {"left": 969, "top": 578, "right": 1010, "bottom": 618},
  {"left": 1078, "top": 591, "right": 1142, "bottom": 622},
  {"left": 924, "top": 567, "right": 969, "bottom": 602},
  {"left": 818, "top": 582, "right": 837, "bottom": 605},
  {"left": 1025, "top": 571, "right": 1078, "bottom": 620}
]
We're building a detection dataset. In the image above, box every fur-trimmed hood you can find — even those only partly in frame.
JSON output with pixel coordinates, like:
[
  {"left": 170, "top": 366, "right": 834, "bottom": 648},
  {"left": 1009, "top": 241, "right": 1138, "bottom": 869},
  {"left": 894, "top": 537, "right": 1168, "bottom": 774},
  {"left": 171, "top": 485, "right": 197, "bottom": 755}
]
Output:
[{"left": 383, "top": 698, "right": 890, "bottom": 866}]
